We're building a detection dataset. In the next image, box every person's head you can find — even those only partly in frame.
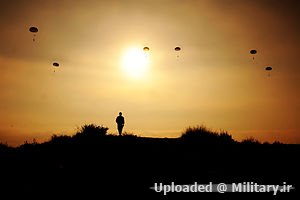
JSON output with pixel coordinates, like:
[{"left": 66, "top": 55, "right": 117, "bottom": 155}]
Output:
[{"left": 119, "top": 112, "right": 122, "bottom": 116}]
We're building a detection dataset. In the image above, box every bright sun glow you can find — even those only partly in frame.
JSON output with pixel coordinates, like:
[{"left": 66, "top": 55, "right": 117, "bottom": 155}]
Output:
[{"left": 121, "top": 47, "right": 149, "bottom": 79}]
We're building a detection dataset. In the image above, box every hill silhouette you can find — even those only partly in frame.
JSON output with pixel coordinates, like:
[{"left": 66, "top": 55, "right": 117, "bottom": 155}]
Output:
[{"left": 0, "top": 124, "right": 299, "bottom": 198}]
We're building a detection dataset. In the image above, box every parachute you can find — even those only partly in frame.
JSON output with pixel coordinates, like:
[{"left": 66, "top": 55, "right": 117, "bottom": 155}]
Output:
[
  {"left": 174, "top": 46, "right": 181, "bottom": 51},
  {"left": 250, "top": 49, "right": 257, "bottom": 60},
  {"left": 53, "top": 62, "right": 59, "bottom": 67},
  {"left": 265, "top": 66, "right": 272, "bottom": 71},
  {"left": 174, "top": 46, "right": 181, "bottom": 58},
  {"left": 265, "top": 66, "right": 272, "bottom": 77},
  {"left": 143, "top": 47, "right": 150, "bottom": 51},
  {"left": 29, "top": 26, "right": 38, "bottom": 42},
  {"left": 29, "top": 27, "right": 38, "bottom": 33},
  {"left": 52, "top": 62, "right": 60, "bottom": 72}
]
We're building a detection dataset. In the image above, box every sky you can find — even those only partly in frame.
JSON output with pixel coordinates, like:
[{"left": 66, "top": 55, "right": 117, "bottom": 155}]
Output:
[{"left": 0, "top": 0, "right": 299, "bottom": 146}]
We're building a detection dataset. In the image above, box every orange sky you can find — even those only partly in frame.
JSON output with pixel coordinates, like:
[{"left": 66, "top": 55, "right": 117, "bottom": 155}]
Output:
[{"left": 0, "top": 0, "right": 299, "bottom": 146}]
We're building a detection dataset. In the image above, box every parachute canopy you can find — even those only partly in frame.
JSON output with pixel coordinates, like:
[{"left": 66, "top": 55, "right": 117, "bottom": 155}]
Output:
[
  {"left": 265, "top": 66, "right": 272, "bottom": 71},
  {"left": 143, "top": 47, "right": 150, "bottom": 51},
  {"left": 29, "top": 26, "right": 39, "bottom": 42},
  {"left": 29, "top": 26, "right": 38, "bottom": 33},
  {"left": 174, "top": 46, "right": 181, "bottom": 51},
  {"left": 250, "top": 49, "right": 257, "bottom": 54},
  {"left": 53, "top": 62, "right": 59, "bottom": 67}
]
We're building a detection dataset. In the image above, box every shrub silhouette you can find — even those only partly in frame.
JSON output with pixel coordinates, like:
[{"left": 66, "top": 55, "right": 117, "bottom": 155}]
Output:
[
  {"left": 0, "top": 142, "right": 10, "bottom": 152},
  {"left": 49, "top": 134, "right": 72, "bottom": 144},
  {"left": 181, "top": 125, "right": 235, "bottom": 144},
  {"left": 18, "top": 139, "right": 39, "bottom": 150},
  {"left": 241, "top": 137, "right": 261, "bottom": 145},
  {"left": 121, "top": 132, "right": 139, "bottom": 138},
  {"left": 73, "top": 124, "right": 109, "bottom": 141},
  {"left": 273, "top": 141, "right": 283, "bottom": 145}
]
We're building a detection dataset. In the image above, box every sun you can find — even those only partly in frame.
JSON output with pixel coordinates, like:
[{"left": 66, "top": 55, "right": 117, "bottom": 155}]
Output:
[{"left": 121, "top": 47, "right": 149, "bottom": 79}]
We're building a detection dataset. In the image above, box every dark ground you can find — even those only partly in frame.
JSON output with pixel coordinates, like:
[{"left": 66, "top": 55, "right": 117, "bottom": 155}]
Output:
[{"left": 0, "top": 135, "right": 299, "bottom": 199}]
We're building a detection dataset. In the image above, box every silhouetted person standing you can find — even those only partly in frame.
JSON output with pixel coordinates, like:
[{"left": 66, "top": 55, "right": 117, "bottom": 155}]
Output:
[{"left": 116, "top": 112, "right": 125, "bottom": 136}]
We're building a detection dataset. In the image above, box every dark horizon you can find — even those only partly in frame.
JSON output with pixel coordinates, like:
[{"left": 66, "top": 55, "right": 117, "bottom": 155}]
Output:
[{"left": 1, "top": 123, "right": 297, "bottom": 148}]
